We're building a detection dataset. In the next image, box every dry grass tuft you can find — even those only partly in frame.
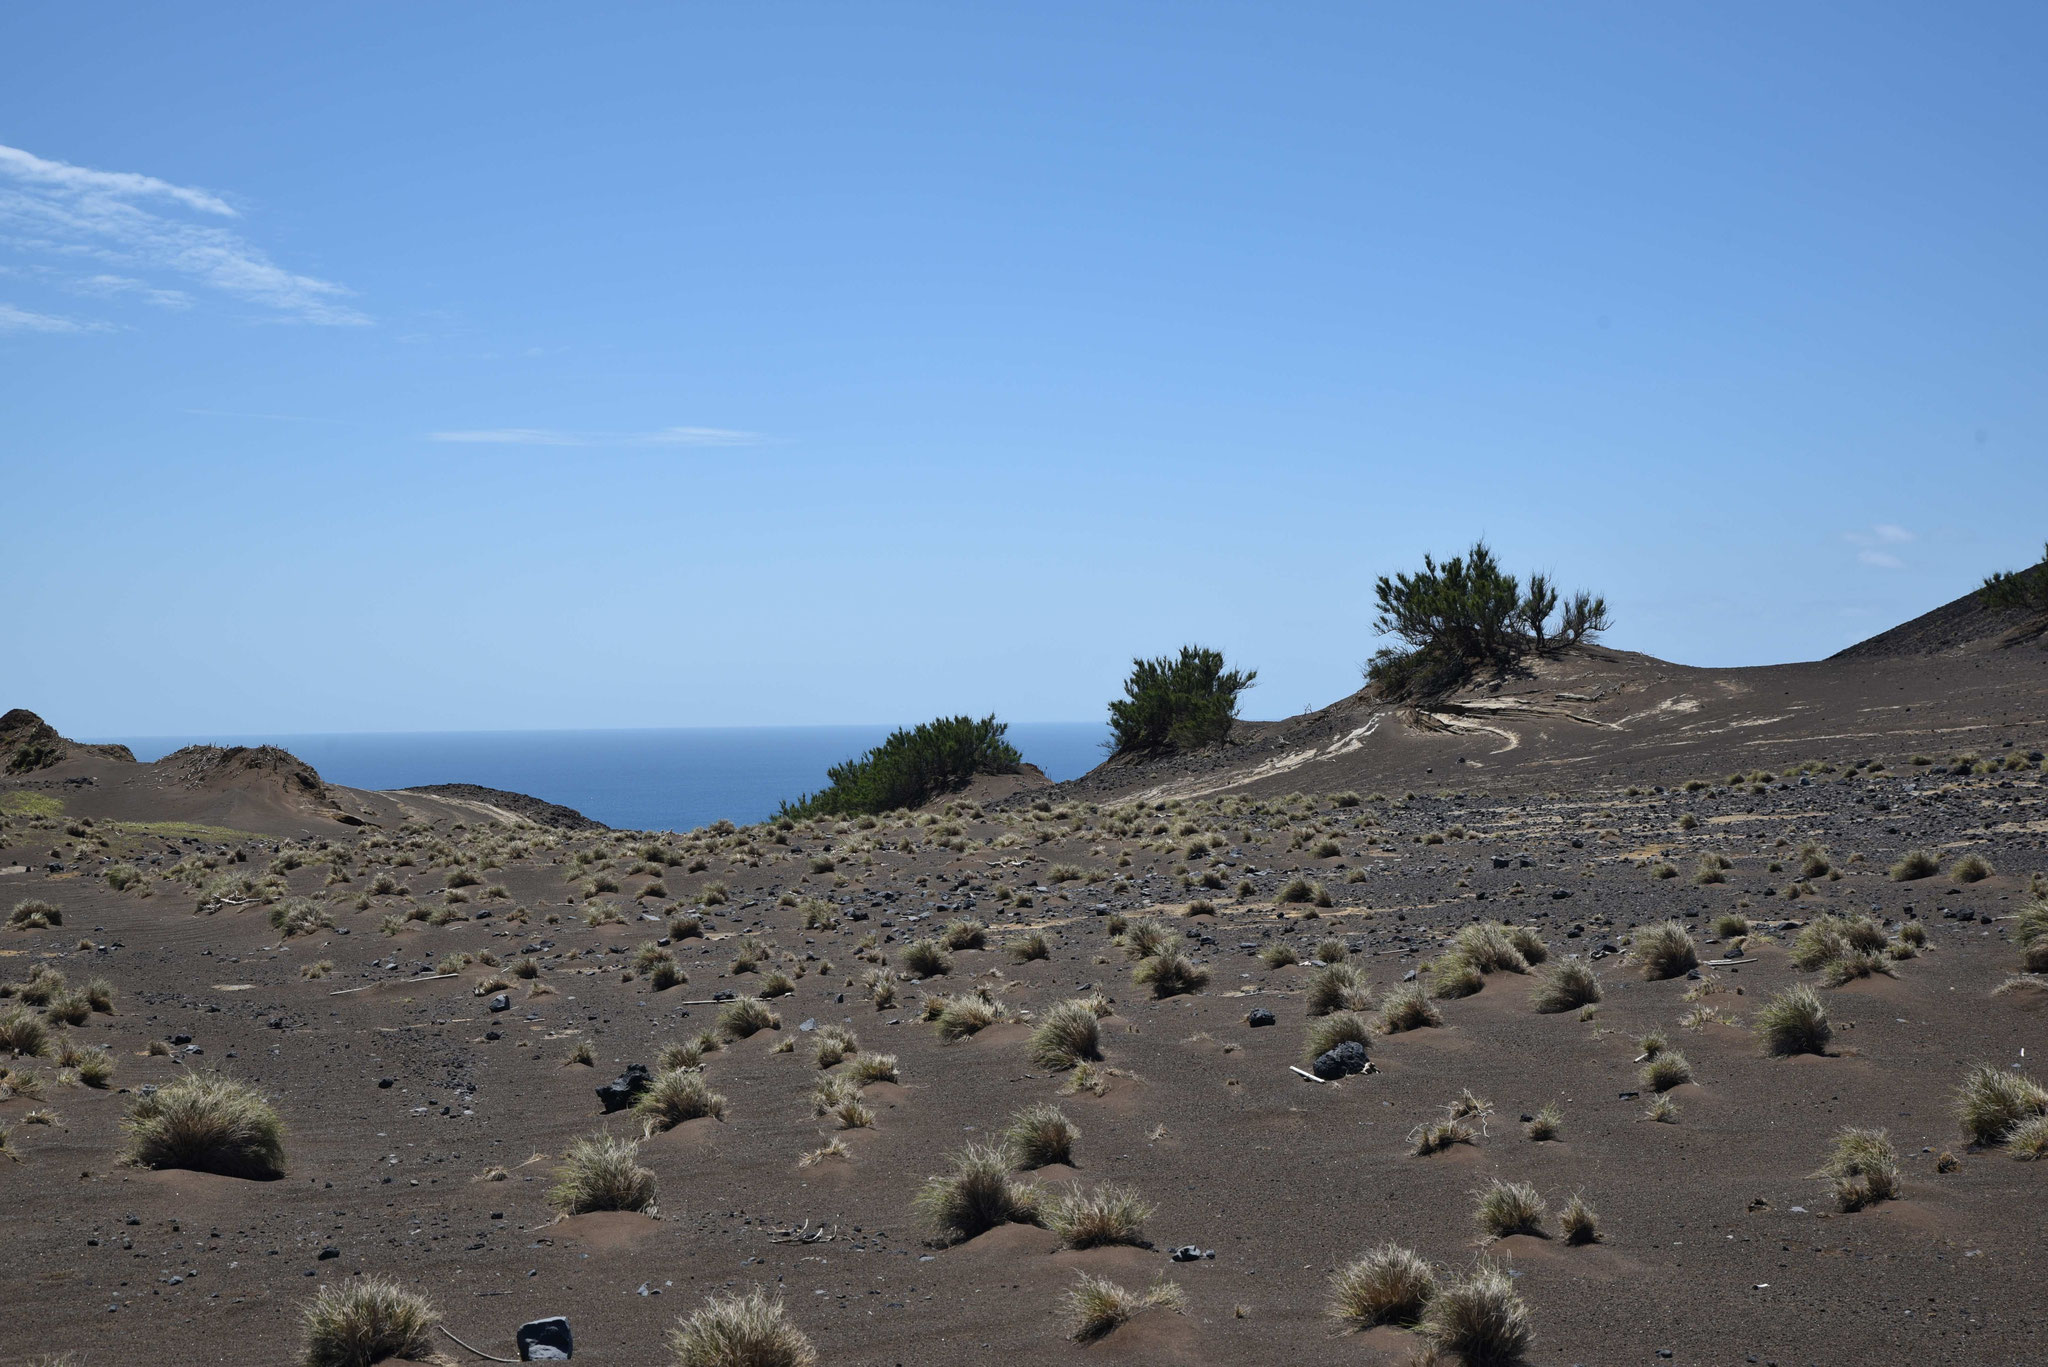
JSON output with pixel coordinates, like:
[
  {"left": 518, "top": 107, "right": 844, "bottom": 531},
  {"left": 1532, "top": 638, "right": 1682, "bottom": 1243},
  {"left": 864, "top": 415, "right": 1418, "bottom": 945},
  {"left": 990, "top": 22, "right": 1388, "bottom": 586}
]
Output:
[
  {"left": 122, "top": 1070, "right": 285, "bottom": 1179},
  {"left": 667, "top": 1287, "right": 817, "bottom": 1367},
  {"left": 301, "top": 1276, "right": 439, "bottom": 1367},
  {"left": 1640, "top": 1050, "right": 1694, "bottom": 1092},
  {"left": 1821, "top": 1126, "right": 1900, "bottom": 1211},
  {"left": 1045, "top": 1182, "right": 1153, "bottom": 1248},
  {"left": 1755, "top": 985, "right": 1831, "bottom": 1056},
  {"left": 1328, "top": 1243, "right": 1438, "bottom": 1328},
  {"left": 1066, "top": 1274, "right": 1185, "bottom": 1343},
  {"left": 636, "top": 1068, "right": 729, "bottom": 1135},
  {"left": 1473, "top": 1179, "right": 1548, "bottom": 1239},
  {"left": 1304, "top": 962, "right": 1374, "bottom": 1016},
  {"left": 1421, "top": 1262, "right": 1532, "bottom": 1365},
  {"left": 1530, "top": 960, "right": 1601, "bottom": 1013},
  {"left": 914, "top": 1141, "right": 1041, "bottom": 1243},
  {"left": 549, "top": 1131, "right": 657, "bottom": 1214},
  {"left": 1004, "top": 1102, "right": 1079, "bottom": 1169},
  {"left": 1559, "top": 1193, "right": 1601, "bottom": 1245},
  {"left": 1953, "top": 1063, "right": 2048, "bottom": 1147},
  {"left": 1375, "top": 984, "right": 1443, "bottom": 1033},
  {"left": 718, "top": 996, "right": 780, "bottom": 1039},
  {"left": 1029, "top": 999, "right": 1104, "bottom": 1070},
  {"left": 1132, "top": 948, "right": 1209, "bottom": 998},
  {"left": 1631, "top": 922, "right": 1697, "bottom": 980}
]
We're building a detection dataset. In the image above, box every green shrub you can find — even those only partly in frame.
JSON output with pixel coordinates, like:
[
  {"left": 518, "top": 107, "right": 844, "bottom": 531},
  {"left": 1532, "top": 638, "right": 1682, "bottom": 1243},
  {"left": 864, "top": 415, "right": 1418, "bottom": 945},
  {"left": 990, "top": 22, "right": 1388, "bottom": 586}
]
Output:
[
  {"left": 1368, "top": 540, "right": 1608, "bottom": 699},
  {"left": 1978, "top": 541, "right": 2048, "bottom": 612},
  {"left": 778, "top": 715, "right": 1021, "bottom": 819},
  {"left": 1107, "top": 646, "right": 1257, "bottom": 757}
]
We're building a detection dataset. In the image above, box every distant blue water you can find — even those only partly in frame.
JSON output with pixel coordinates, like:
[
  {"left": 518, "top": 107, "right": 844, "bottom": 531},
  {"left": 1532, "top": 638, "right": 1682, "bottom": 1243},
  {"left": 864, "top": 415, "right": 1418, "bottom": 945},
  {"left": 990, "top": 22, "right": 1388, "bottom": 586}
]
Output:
[{"left": 103, "top": 724, "right": 1111, "bottom": 833}]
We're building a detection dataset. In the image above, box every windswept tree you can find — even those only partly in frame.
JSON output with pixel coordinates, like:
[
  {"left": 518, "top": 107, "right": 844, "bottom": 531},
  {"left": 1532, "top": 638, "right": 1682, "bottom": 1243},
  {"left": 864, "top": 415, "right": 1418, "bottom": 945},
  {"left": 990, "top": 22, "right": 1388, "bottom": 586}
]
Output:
[
  {"left": 1979, "top": 542, "right": 2048, "bottom": 613},
  {"left": 778, "top": 715, "right": 1021, "bottom": 818},
  {"left": 1368, "top": 541, "right": 1608, "bottom": 700},
  {"left": 1108, "top": 646, "right": 1256, "bottom": 757}
]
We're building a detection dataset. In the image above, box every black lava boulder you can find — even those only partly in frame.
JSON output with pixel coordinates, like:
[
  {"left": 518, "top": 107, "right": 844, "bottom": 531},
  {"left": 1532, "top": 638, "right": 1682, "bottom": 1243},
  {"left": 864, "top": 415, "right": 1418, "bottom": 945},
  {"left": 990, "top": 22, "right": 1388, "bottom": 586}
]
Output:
[
  {"left": 1311, "top": 1040, "right": 1369, "bottom": 1080},
  {"left": 517, "top": 1316, "right": 574, "bottom": 1360},
  {"left": 595, "top": 1064, "right": 653, "bottom": 1114}
]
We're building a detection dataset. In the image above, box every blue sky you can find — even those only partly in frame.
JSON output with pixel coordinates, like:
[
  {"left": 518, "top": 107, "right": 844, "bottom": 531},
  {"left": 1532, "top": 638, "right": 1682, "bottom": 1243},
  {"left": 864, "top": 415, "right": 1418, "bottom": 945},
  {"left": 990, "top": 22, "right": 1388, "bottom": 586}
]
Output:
[{"left": 3, "top": 3, "right": 2043, "bottom": 736}]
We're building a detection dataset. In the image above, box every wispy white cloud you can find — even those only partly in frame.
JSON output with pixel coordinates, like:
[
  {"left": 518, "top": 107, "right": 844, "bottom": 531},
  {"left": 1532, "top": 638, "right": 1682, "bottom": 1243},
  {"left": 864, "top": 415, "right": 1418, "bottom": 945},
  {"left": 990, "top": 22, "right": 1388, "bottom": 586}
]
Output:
[
  {"left": 0, "top": 142, "right": 365, "bottom": 326},
  {"left": 75, "top": 273, "right": 191, "bottom": 309},
  {"left": 1844, "top": 524, "right": 1914, "bottom": 570},
  {"left": 0, "top": 145, "right": 237, "bottom": 217},
  {"left": 0, "top": 301, "right": 104, "bottom": 333},
  {"left": 429, "top": 426, "right": 763, "bottom": 448}
]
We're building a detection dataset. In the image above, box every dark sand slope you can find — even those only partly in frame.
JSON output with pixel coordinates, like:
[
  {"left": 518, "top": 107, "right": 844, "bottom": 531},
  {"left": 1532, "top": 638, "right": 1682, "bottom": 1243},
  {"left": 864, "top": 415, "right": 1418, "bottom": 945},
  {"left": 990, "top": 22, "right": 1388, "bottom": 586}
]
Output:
[
  {"left": 0, "top": 591, "right": 2044, "bottom": 1366},
  {"left": 1063, "top": 586, "right": 2048, "bottom": 809}
]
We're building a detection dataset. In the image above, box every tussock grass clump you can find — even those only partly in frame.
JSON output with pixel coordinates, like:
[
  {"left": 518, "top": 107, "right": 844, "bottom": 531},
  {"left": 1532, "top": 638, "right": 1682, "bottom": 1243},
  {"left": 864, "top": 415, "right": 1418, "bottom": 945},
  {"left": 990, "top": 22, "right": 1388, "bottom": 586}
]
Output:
[
  {"left": 1119, "top": 918, "right": 1174, "bottom": 959},
  {"left": 1953, "top": 1063, "right": 2048, "bottom": 1147},
  {"left": 933, "top": 990, "right": 1008, "bottom": 1041},
  {"left": 1889, "top": 849, "right": 1941, "bottom": 882},
  {"left": 73, "top": 1046, "right": 114, "bottom": 1088},
  {"left": 1005, "top": 1102, "right": 1079, "bottom": 1169},
  {"left": 1950, "top": 853, "right": 1993, "bottom": 884},
  {"left": 1304, "top": 961, "right": 1374, "bottom": 1015},
  {"left": 846, "top": 1052, "right": 898, "bottom": 1085},
  {"left": 1276, "top": 876, "right": 1315, "bottom": 905},
  {"left": 899, "top": 938, "right": 951, "bottom": 978},
  {"left": 914, "top": 1141, "right": 1042, "bottom": 1243},
  {"left": 1530, "top": 960, "right": 1600, "bottom": 1013},
  {"left": 1375, "top": 984, "right": 1442, "bottom": 1033},
  {"left": 811, "top": 1024, "right": 859, "bottom": 1068},
  {"left": 1473, "top": 1179, "right": 1548, "bottom": 1239},
  {"left": 1789, "top": 914, "right": 1887, "bottom": 972},
  {"left": 667, "top": 1287, "right": 818, "bottom": 1367},
  {"left": 636, "top": 1069, "right": 728, "bottom": 1134},
  {"left": 1821, "top": 1126, "right": 1900, "bottom": 1211},
  {"left": 1410, "top": 1114, "right": 1476, "bottom": 1156},
  {"left": 718, "top": 996, "right": 780, "bottom": 1039},
  {"left": 2006, "top": 1114, "right": 2048, "bottom": 1161},
  {"left": 1046, "top": 1182, "right": 1153, "bottom": 1248},
  {"left": 1258, "top": 942, "right": 1301, "bottom": 968},
  {"left": 549, "top": 1132, "right": 657, "bottom": 1214},
  {"left": 1422, "top": 1262, "right": 1532, "bottom": 1365},
  {"left": 1450, "top": 922, "right": 1531, "bottom": 974},
  {"left": 1328, "top": 1243, "right": 1438, "bottom": 1328},
  {"left": 1006, "top": 931, "right": 1051, "bottom": 962},
  {"left": 1429, "top": 955, "right": 1484, "bottom": 999},
  {"left": 1029, "top": 999, "right": 1103, "bottom": 1070},
  {"left": 1640, "top": 1050, "right": 1694, "bottom": 1092},
  {"left": 1303, "top": 1010, "right": 1372, "bottom": 1064},
  {"left": 301, "top": 1276, "right": 439, "bottom": 1367},
  {"left": 8, "top": 898, "right": 62, "bottom": 929},
  {"left": 1631, "top": 922, "right": 1697, "bottom": 980},
  {"left": 1819, "top": 950, "right": 1894, "bottom": 987},
  {"left": 1755, "top": 985, "right": 1831, "bottom": 1056},
  {"left": 1713, "top": 913, "right": 1752, "bottom": 939},
  {"left": 122, "top": 1070, "right": 285, "bottom": 1179},
  {"left": 1066, "top": 1274, "right": 1185, "bottom": 1343},
  {"left": 1132, "top": 949, "right": 1209, "bottom": 998},
  {"left": 1559, "top": 1193, "right": 1600, "bottom": 1245},
  {"left": 0, "top": 1007, "right": 51, "bottom": 1058},
  {"left": 1525, "top": 1103, "right": 1563, "bottom": 1141},
  {"left": 940, "top": 917, "right": 987, "bottom": 950}
]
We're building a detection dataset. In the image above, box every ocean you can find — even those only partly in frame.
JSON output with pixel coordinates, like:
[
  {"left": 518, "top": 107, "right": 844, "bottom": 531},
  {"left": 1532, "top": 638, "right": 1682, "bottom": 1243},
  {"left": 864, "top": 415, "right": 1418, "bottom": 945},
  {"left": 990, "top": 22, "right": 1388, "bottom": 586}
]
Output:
[{"left": 104, "top": 723, "right": 1111, "bottom": 833}]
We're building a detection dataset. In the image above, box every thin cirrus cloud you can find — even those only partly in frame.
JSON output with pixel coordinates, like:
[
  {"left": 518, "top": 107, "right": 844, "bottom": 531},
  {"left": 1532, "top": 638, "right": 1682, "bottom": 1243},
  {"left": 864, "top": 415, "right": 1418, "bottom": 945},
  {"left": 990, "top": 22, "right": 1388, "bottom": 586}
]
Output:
[
  {"left": 0, "top": 300, "right": 106, "bottom": 333},
  {"left": 0, "top": 142, "right": 365, "bottom": 328},
  {"left": 1845, "top": 523, "right": 1914, "bottom": 570},
  {"left": 428, "top": 427, "right": 763, "bottom": 448}
]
